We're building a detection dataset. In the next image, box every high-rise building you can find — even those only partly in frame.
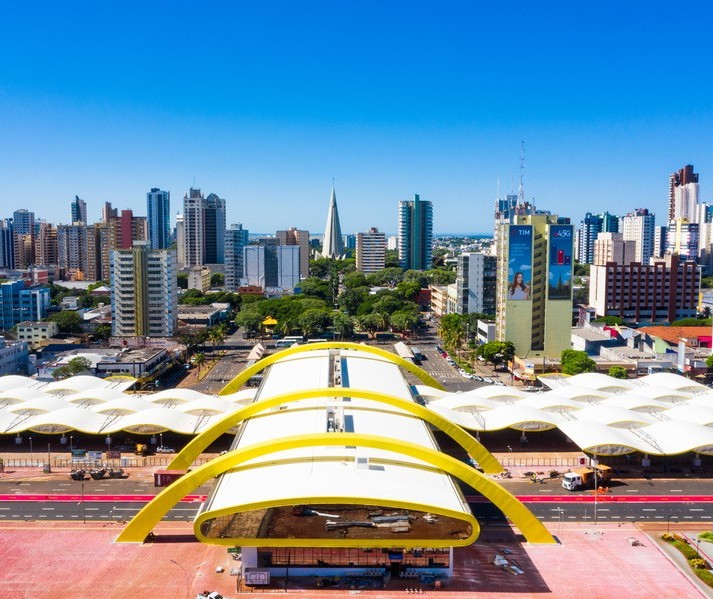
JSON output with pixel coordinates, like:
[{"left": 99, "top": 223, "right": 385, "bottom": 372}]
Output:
[
  {"left": 356, "top": 227, "right": 386, "bottom": 274},
  {"left": 225, "top": 223, "right": 249, "bottom": 292},
  {"left": 204, "top": 193, "right": 226, "bottom": 264},
  {"left": 621, "top": 208, "right": 655, "bottom": 264},
  {"left": 593, "top": 233, "right": 636, "bottom": 266},
  {"left": 110, "top": 210, "right": 147, "bottom": 250},
  {"left": 495, "top": 214, "right": 573, "bottom": 357},
  {"left": 34, "top": 222, "right": 58, "bottom": 267},
  {"left": 243, "top": 244, "right": 300, "bottom": 290},
  {"left": 147, "top": 188, "right": 171, "bottom": 250},
  {"left": 669, "top": 164, "right": 699, "bottom": 222},
  {"left": 71, "top": 196, "right": 87, "bottom": 224},
  {"left": 175, "top": 214, "right": 185, "bottom": 268},
  {"left": 182, "top": 188, "right": 226, "bottom": 266},
  {"left": 654, "top": 226, "right": 667, "bottom": 259},
  {"left": 102, "top": 202, "right": 118, "bottom": 222},
  {"left": 12, "top": 210, "right": 34, "bottom": 236},
  {"left": 455, "top": 253, "right": 496, "bottom": 315},
  {"left": 398, "top": 194, "right": 433, "bottom": 270},
  {"left": 589, "top": 254, "right": 699, "bottom": 322},
  {"left": 86, "top": 222, "right": 112, "bottom": 281},
  {"left": 110, "top": 241, "right": 177, "bottom": 337},
  {"left": 276, "top": 228, "right": 310, "bottom": 280},
  {"left": 13, "top": 234, "right": 33, "bottom": 269},
  {"left": 322, "top": 187, "right": 344, "bottom": 259},
  {"left": 666, "top": 219, "right": 699, "bottom": 262},
  {"left": 0, "top": 220, "right": 15, "bottom": 269},
  {"left": 57, "top": 224, "right": 89, "bottom": 275},
  {"left": 577, "top": 212, "right": 619, "bottom": 265}
]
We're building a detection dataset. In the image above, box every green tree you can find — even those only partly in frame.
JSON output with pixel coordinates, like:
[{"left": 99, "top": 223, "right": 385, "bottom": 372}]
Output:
[
  {"left": 476, "top": 341, "right": 516, "bottom": 370},
  {"left": 49, "top": 311, "right": 83, "bottom": 334},
  {"left": 706, "top": 354, "right": 713, "bottom": 369},
  {"left": 608, "top": 365, "right": 628, "bottom": 379},
  {"left": 235, "top": 311, "right": 263, "bottom": 337},
  {"left": 574, "top": 263, "right": 590, "bottom": 277},
  {"left": 192, "top": 352, "right": 206, "bottom": 372},
  {"left": 390, "top": 310, "right": 419, "bottom": 336},
  {"left": 385, "top": 249, "right": 400, "bottom": 267},
  {"left": 560, "top": 350, "right": 597, "bottom": 375},
  {"left": 337, "top": 287, "right": 369, "bottom": 316},
  {"left": 210, "top": 272, "right": 224, "bottom": 287},
  {"left": 52, "top": 366, "right": 72, "bottom": 380},
  {"left": 94, "top": 323, "right": 112, "bottom": 341},
  {"left": 177, "top": 272, "right": 188, "bottom": 290},
  {"left": 298, "top": 308, "right": 332, "bottom": 338},
  {"left": 395, "top": 281, "right": 420, "bottom": 301},
  {"left": 298, "top": 277, "right": 331, "bottom": 302},
  {"left": 343, "top": 272, "right": 368, "bottom": 289},
  {"left": 332, "top": 312, "right": 355, "bottom": 339},
  {"left": 439, "top": 314, "right": 465, "bottom": 352},
  {"left": 365, "top": 267, "right": 404, "bottom": 287},
  {"left": 592, "top": 315, "right": 624, "bottom": 326},
  {"left": 671, "top": 317, "right": 712, "bottom": 326},
  {"left": 358, "top": 313, "right": 383, "bottom": 338}
]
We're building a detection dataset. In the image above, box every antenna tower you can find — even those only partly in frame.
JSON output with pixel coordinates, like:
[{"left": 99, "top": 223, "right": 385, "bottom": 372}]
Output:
[{"left": 518, "top": 140, "right": 525, "bottom": 204}]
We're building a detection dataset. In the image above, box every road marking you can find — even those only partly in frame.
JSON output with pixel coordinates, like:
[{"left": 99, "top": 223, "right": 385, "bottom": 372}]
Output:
[
  {"left": 654, "top": 516, "right": 664, "bottom": 519},
  {"left": 625, "top": 489, "right": 639, "bottom": 492},
  {"left": 690, "top": 508, "right": 704, "bottom": 511},
  {"left": 702, "top": 516, "right": 711, "bottom": 519},
  {"left": 642, "top": 509, "right": 657, "bottom": 512},
  {"left": 625, "top": 516, "right": 635, "bottom": 519},
  {"left": 0, "top": 508, "right": 10, "bottom": 511},
  {"left": 597, "top": 508, "right": 610, "bottom": 512},
  {"left": 670, "top": 489, "right": 683, "bottom": 492},
  {"left": 684, "top": 516, "right": 693, "bottom": 519},
  {"left": 41, "top": 507, "right": 54, "bottom": 511},
  {"left": 86, "top": 508, "right": 99, "bottom": 511}
]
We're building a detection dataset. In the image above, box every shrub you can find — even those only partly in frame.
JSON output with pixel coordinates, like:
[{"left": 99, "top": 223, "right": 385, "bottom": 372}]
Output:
[
  {"left": 549, "top": 470, "right": 560, "bottom": 478},
  {"left": 690, "top": 558, "right": 708, "bottom": 570},
  {"left": 698, "top": 531, "right": 713, "bottom": 542},
  {"left": 661, "top": 533, "right": 675, "bottom": 542}
]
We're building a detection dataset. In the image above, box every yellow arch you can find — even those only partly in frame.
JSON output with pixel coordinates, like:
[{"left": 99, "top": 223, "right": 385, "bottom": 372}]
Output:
[
  {"left": 167, "top": 387, "right": 503, "bottom": 474},
  {"left": 117, "top": 433, "right": 554, "bottom": 545},
  {"left": 219, "top": 341, "right": 444, "bottom": 396}
]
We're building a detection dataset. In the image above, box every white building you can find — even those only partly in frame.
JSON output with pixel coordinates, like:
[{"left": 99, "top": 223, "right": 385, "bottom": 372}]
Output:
[
  {"left": 187, "top": 266, "right": 212, "bottom": 293},
  {"left": 111, "top": 242, "right": 178, "bottom": 338},
  {"left": 356, "top": 227, "right": 386, "bottom": 274},
  {"left": 0, "top": 339, "right": 29, "bottom": 375},
  {"left": 621, "top": 208, "right": 655, "bottom": 264},
  {"left": 16, "top": 321, "right": 60, "bottom": 348},
  {"left": 243, "top": 245, "right": 300, "bottom": 291},
  {"left": 455, "top": 253, "right": 496, "bottom": 315}
]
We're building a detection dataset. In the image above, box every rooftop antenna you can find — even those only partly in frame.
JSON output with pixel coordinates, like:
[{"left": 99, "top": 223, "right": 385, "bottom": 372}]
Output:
[{"left": 518, "top": 140, "right": 525, "bottom": 204}]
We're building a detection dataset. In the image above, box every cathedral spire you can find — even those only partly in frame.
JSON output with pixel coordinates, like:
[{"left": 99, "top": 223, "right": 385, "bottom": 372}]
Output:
[{"left": 322, "top": 185, "right": 344, "bottom": 258}]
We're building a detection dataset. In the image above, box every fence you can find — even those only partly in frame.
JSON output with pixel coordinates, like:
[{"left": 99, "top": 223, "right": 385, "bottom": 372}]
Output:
[{"left": 0, "top": 456, "right": 213, "bottom": 469}]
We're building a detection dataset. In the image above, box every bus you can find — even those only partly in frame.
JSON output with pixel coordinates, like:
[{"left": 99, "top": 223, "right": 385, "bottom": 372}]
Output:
[{"left": 275, "top": 335, "right": 304, "bottom": 348}]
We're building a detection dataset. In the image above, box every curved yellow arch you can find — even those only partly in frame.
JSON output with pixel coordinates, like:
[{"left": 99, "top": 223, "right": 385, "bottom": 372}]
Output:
[
  {"left": 219, "top": 341, "right": 444, "bottom": 396},
  {"left": 117, "top": 433, "right": 554, "bottom": 545},
  {"left": 168, "top": 387, "right": 503, "bottom": 474}
]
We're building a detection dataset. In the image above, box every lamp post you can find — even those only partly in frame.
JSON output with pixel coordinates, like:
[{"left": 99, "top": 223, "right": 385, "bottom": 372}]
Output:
[
  {"left": 592, "top": 456, "right": 598, "bottom": 525},
  {"left": 46, "top": 443, "right": 51, "bottom": 473},
  {"left": 81, "top": 477, "right": 85, "bottom": 524},
  {"left": 29, "top": 436, "right": 33, "bottom": 465},
  {"left": 70, "top": 436, "right": 73, "bottom": 452},
  {"left": 159, "top": 433, "right": 163, "bottom": 447}
]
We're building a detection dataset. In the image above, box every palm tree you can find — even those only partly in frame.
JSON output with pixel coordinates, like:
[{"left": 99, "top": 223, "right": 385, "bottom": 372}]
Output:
[{"left": 192, "top": 352, "right": 206, "bottom": 373}]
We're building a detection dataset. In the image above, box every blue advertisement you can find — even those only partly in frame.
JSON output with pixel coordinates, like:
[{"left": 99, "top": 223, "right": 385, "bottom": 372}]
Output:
[
  {"left": 548, "top": 225, "right": 573, "bottom": 300},
  {"left": 507, "top": 225, "right": 533, "bottom": 301}
]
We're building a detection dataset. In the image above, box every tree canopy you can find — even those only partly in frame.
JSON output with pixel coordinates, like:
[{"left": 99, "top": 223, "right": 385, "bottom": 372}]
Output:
[{"left": 560, "top": 349, "right": 597, "bottom": 375}]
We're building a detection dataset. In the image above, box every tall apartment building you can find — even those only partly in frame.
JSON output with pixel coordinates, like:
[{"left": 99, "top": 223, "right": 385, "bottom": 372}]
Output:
[
  {"left": 666, "top": 219, "right": 699, "bottom": 262},
  {"left": 495, "top": 214, "right": 573, "bottom": 357},
  {"left": 356, "top": 227, "right": 386, "bottom": 274},
  {"left": 182, "top": 188, "right": 226, "bottom": 266},
  {"left": 0, "top": 280, "right": 50, "bottom": 330},
  {"left": 147, "top": 188, "right": 171, "bottom": 250},
  {"left": 225, "top": 224, "right": 250, "bottom": 292},
  {"left": 622, "top": 208, "right": 655, "bottom": 264},
  {"left": 243, "top": 244, "right": 300, "bottom": 290},
  {"left": 13, "top": 209, "right": 34, "bottom": 235},
  {"left": 593, "top": 233, "right": 636, "bottom": 266},
  {"left": 589, "top": 254, "right": 699, "bottom": 322},
  {"left": 86, "top": 221, "right": 112, "bottom": 281},
  {"left": 455, "top": 253, "right": 496, "bottom": 315},
  {"left": 669, "top": 164, "right": 699, "bottom": 222},
  {"left": 0, "top": 220, "right": 14, "bottom": 269},
  {"left": 110, "top": 210, "right": 147, "bottom": 250},
  {"left": 71, "top": 196, "right": 87, "bottom": 224},
  {"left": 322, "top": 187, "right": 344, "bottom": 259},
  {"left": 175, "top": 215, "right": 185, "bottom": 268},
  {"left": 110, "top": 241, "right": 177, "bottom": 337},
  {"left": 102, "top": 202, "right": 118, "bottom": 222},
  {"left": 276, "top": 228, "right": 310, "bottom": 280},
  {"left": 398, "top": 194, "right": 433, "bottom": 270},
  {"left": 577, "top": 212, "right": 619, "bottom": 264},
  {"left": 57, "top": 224, "right": 89, "bottom": 274},
  {"left": 654, "top": 226, "right": 667, "bottom": 259},
  {"left": 35, "top": 222, "right": 58, "bottom": 267},
  {"left": 14, "top": 234, "right": 34, "bottom": 269}
]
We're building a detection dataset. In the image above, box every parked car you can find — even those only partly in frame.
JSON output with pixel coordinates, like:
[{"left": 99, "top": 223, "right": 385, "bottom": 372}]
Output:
[
  {"left": 472, "top": 375, "right": 483, "bottom": 382},
  {"left": 155, "top": 446, "right": 175, "bottom": 454},
  {"left": 483, "top": 377, "right": 494, "bottom": 384},
  {"left": 494, "top": 380, "right": 506, "bottom": 386}
]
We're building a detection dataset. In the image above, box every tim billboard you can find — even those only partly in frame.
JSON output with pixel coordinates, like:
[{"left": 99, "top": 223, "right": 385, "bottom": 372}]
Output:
[
  {"left": 507, "top": 225, "right": 533, "bottom": 301},
  {"left": 548, "top": 225, "right": 573, "bottom": 300}
]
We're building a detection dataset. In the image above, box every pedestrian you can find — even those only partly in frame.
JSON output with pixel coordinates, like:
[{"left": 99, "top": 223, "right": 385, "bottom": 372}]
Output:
[{"left": 507, "top": 445, "right": 512, "bottom": 452}]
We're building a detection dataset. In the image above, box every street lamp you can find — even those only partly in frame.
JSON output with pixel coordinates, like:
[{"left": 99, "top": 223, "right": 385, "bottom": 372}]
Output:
[
  {"left": 159, "top": 433, "right": 163, "bottom": 447},
  {"left": 29, "top": 436, "right": 33, "bottom": 465},
  {"left": 46, "top": 443, "right": 51, "bottom": 473},
  {"left": 70, "top": 436, "right": 74, "bottom": 452}
]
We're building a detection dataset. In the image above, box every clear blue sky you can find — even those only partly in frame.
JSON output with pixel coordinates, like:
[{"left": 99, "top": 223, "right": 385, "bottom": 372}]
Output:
[{"left": 2, "top": 2, "right": 713, "bottom": 235}]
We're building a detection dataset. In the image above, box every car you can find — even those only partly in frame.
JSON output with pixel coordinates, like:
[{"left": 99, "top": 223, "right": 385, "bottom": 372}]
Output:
[
  {"left": 494, "top": 380, "right": 506, "bottom": 386},
  {"left": 155, "top": 446, "right": 175, "bottom": 454},
  {"left": 483, "top": 377, "right": 494, "bottom": 384},
  {"left": 472, "top": 375, "right": 483, "bottom": 382}
]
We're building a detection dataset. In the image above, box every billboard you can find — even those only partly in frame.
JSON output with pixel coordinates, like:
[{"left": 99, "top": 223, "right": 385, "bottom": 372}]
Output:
[
  {"left": 548, "top": 225, "right": 573, "bottom": 300},
  {"left": 507, "top": 225, "right": 533, "bottom": 301}
]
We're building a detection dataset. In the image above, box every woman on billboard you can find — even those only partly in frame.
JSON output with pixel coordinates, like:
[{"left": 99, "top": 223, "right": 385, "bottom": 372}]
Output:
[{"left": 508, "top": 272, "right": 530, "bottom": 300}]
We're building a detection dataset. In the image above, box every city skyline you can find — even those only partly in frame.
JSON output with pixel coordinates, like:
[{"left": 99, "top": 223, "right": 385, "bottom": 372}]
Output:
[{"left": 2, "top": 4, "right": 713, "bottom": 233}]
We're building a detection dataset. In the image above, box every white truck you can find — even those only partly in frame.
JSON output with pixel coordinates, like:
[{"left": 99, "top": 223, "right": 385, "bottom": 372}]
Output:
[{"left": 562, "top": 465, "right": 612, "bottom": 491}]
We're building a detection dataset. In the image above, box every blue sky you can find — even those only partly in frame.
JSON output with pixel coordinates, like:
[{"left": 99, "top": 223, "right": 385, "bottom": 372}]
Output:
[{"left": 2, "top": 2, "right": 713, "bottom": 235}]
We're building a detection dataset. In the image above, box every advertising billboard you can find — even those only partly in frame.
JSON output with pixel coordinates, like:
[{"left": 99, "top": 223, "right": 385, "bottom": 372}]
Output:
[
  {"left": 548, "top": 224, "right": 573, "bottom": 300},
  {"left": 507, "top": 225, "right": 533, "bottom": 301}
]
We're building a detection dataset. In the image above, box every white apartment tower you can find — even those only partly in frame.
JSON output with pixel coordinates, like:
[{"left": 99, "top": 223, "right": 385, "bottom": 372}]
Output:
[
  {"left": 356, "top": 227, "right": 386, "bottom": 274},
  {"left": 110, "top": 241, "right": 178, "bottom": 337},
  {"left": 276, "top": 228, "right": 310, "bottom": 279},
  {"left": 225, "top": 223, "right": 249, "bottom": 292},
  {"left": 621, "top": 208, "right": 655, "bottom": 264}
]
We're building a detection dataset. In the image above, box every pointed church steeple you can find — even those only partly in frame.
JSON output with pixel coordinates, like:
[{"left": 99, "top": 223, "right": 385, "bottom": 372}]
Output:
[{"left": 321, "top": 185, "right": 344, "bottom": 258}]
